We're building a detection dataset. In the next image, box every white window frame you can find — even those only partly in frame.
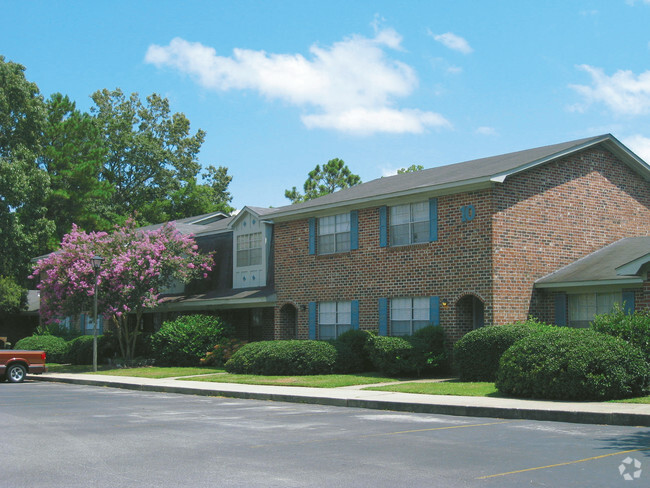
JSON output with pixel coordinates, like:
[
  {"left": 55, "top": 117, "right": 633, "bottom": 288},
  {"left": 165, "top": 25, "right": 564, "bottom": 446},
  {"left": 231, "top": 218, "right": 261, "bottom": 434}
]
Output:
[
  {"left": 568, "top": 292, "right": 622, "bottom": 328},
  {"left": 318, "top": 301, "right": 352, "bottom": 340},
  {"left": 318, "top": 213, "right": 350, "bottom": 255},
  {"left": 390, "top": 202, "right": 429, "bottom": 246},
  {"left": 236, "top": 232, "right": 263, "bottom": 267},
  {"left": 390, "top": 297, "right": 429, "bottom": 336}
]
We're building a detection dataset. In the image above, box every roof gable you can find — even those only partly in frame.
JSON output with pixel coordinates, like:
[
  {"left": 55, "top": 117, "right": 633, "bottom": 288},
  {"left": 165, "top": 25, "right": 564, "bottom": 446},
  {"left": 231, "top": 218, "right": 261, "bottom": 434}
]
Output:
[
  {"left": 268, "top": 134, "right": 650, "bottom": 220},
  {"left": 536, "top": 237, "right": 650, "bottom": 288}
]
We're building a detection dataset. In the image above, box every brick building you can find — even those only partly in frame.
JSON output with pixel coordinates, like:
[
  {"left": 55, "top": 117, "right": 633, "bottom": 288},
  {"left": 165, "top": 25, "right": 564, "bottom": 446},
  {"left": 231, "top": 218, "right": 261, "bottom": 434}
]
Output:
[
  {"left": 37, "top": 134, "right": 650, "bottom": 345},
  {"left": 268, "top": 134, "right": 650, "bottom": 342}
]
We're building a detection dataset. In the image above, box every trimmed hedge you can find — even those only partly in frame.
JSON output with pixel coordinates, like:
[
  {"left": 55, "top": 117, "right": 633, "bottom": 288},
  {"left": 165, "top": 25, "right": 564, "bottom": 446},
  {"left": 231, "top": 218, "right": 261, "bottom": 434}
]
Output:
[
  {"left": 331, "top": 329, "right": 374, "bottom": 373},
  {"left": 64, "top": 334, "right": 119, "bottom": 365},
  {"left": 15, "top": 335, "right": 68, "bottom": 363},
  {"left": 592, "top": 306, "right": 650, "bottom": 364},
  {"left": 225, "top": 340, "right": 337, "bottom": 375},
  {"left": 151, "top": 315, "right": 234, "bottom": 366},
  {"left": 496, "top": 328, "right": 650, "bottom": 401},
  {"left": 453, "top": 319, "right": 553, "bottom": 381},
  {"left": 364, "top": 326, "right": 447, "bottom": 377}
]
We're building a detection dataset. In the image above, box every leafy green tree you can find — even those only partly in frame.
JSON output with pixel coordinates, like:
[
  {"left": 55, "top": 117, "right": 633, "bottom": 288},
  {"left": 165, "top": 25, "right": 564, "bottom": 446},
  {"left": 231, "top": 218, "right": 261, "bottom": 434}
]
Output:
[
  {"left": 285, "top": 158, "right": 361, "bottom": 203},
  {"left": 0, "top": 56, "right": 54, "bottom": 282},
  {"left": 397, "top": 164, "right": 424, "bottom": 174},
  {"left": 90, "top": 88, "right": 231, "bottom": 225},
  {"left": 0, "top": 275, "right": 26, "bottom": 315},
  {"left": 40, "top": 93, "right": 113, "bottom": 244}
]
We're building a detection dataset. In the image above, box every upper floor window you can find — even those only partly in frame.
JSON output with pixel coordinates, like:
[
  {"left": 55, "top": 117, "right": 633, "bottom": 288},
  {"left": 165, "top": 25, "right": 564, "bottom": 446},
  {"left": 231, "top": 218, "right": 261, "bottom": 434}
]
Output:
[
  {"left": 318, "top": 213, "right": 350, "bottom": 254},
  {"left": 390, "top": 202, "right": 429, "bottom": 246},
  {"left": 237, "top": 232, "right": 262, "bottom": 267},
  {"left": 318, "top": 301, "right": 352, "bottom": 340},
  {"left": 390, "top": 297, "right": 429, "bottom": 336}
]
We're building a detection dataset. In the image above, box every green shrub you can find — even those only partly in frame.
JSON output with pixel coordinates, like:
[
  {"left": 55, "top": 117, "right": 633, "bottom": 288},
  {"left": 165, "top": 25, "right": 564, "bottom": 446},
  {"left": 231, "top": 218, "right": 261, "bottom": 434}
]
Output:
[
  {"left": 454, "top": 319, "right": 552, "bottom": 381},
  {"left": 15, "top": 335, "right": 68, "bottom": 363},
  {"left": 201, "top": 338, "right": 248, "bottom": 367},
  {"left": 332, "top": 329, "right": 374, "bottom": 373},
  {"left": 496, "top": 328, "right": 650, "bottom": 401},
  {"left": 151, "top": 315, "right": 234, "bottom": 366},
  {"left": 64, "top": 334, "right": 119, "bottom": 365},
  {"left": 364, "top": 326, "right": 447, "bottom": 377},
  {"left": 225, "top": 340, "right": 337, "bottom": 375},
  {"left": 592, "top": 306, "right": 650, "bottom": 364},
  {"left": 35, "top": 322, "right": 82, "bottom": 342},
  {"left": 412, "top": 325, "right": 448, "bottom": 373}
]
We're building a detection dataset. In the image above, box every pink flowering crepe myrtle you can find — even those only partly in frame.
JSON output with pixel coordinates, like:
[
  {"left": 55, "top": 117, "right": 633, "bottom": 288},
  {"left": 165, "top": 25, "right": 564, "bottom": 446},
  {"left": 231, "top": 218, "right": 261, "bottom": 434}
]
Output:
[{"left": 32, "top": 220, "right": 213, "bottom": 360}]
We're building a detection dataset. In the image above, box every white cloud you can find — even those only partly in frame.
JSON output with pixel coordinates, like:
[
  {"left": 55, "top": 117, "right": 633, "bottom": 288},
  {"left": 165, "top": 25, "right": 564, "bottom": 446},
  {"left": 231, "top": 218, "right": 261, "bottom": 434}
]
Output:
[
  {"left": 476, "top": 126, "right": 497, "bottom": 136},
  {"left": 430, "top": 32, "right": 473, "bottom": 54},
  {"left": 623, "top": 134, "right": 650, "bottom": 163},
  {"left": 145, "top": 31, "right": 451, "bottom": 135},
  {"left": 570, "top": 65, "right": 650, "bottom": 115}
]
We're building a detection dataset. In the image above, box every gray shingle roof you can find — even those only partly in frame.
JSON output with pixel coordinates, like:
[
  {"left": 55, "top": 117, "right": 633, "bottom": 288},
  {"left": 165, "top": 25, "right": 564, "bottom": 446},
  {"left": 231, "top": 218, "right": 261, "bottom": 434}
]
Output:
[
  {"left": 267, "top": 134, "right": 650, "bottom": 220},
  {"left": 536, "top": 237, "right": 650, "bottom": 286}
]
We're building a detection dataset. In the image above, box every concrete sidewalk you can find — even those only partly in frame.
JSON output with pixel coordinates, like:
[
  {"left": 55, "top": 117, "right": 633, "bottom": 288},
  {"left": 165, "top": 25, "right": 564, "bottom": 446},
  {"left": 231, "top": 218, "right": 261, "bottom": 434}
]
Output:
[{"left": 34, "top": 372, "right": 650, "bottom": 427}]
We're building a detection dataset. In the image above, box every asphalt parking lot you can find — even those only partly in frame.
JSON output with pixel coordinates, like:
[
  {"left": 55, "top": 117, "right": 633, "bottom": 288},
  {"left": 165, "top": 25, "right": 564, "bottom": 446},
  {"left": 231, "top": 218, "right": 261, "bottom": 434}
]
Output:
[{"left": 1, "top": 382, "right": 648, "bottom": 487}]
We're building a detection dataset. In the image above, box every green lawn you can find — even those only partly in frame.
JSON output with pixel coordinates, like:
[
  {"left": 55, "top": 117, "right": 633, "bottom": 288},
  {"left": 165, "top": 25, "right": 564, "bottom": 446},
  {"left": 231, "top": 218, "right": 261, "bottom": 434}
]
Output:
[
  {"left": 178, "top": 372, "right": 398, "bottom": 388},
  {"left": 611, "top": 396, "right": 650, "bottom": 404},
  {"left": 47, "top": 364, "right": 224, "bottom": 378},
  {"left": 366, "top": 380, "right": 501, "bottom": 397},
  {"left": 44, "top": 365, "right": 650, "bottom": 402}
]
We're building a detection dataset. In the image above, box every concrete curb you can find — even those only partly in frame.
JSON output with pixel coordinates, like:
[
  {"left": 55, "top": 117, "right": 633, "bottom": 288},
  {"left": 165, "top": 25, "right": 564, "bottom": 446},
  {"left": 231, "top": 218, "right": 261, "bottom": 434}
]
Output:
[{"left": 33, "top": 374, "right": 650, "bottom": 427}]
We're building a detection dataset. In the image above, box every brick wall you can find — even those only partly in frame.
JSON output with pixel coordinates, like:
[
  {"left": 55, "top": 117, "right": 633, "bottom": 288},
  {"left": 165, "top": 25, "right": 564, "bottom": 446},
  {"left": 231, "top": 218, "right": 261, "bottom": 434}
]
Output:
[
  {"left": 274, "top": 189, "right": 494, "bottom": 343},
  {"left": 274, "top": 146, "right": 650, "bottom": 343},
  {"left": 492, "top": 148, "right": 650, "bottom": 324}
]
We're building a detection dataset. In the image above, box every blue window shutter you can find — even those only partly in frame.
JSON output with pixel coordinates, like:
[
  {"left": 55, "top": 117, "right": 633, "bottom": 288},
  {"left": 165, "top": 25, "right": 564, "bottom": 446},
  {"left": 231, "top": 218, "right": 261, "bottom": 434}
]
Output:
[
  {"left": 351, "top": 300, "right": 359, "bottom": 329},
  {"left": 80, "top": 314, "right": 86, "bottom": 335},
  {"left": 554, "top": 293, "right": 567, "bottom": 326},
  {"left": 622, "top": 291, "right": 635, "bottom": 315},
  {"left": 350, "top": 211, "right": 359, "bottom": 250},
  {"left": 430, "top": 296, "right": 440, "bottom": 326},
  {"left": 378, "top": 298, "right": 388, "bottom": 336},
  {"left": 379, "top": 206, "right": 388, "bottom": 247},
  {"left": 308, "top": 218, "right": 316, "bottom": 255},
  {"left": 308, "top": 302, "right": 317, "bottom": 339},
  {"left": 98, "top": 316, "right": 103, "bottom": 335},
  {"left": 429, "top": 198, "right": 438, "bottom": 242}
]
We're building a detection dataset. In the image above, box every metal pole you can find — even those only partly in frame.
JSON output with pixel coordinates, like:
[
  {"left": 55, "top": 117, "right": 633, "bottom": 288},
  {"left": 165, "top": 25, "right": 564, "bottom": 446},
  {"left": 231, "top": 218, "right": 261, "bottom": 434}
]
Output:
[{"left": 93, "top": 272, "right": 98, "bottom": 372}]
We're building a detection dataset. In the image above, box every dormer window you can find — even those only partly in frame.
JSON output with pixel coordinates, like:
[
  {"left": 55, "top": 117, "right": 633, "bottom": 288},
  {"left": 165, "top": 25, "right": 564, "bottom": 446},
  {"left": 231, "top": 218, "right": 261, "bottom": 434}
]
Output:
[{"left": 237, "top": 232, "right": 262, "bottom": 267}]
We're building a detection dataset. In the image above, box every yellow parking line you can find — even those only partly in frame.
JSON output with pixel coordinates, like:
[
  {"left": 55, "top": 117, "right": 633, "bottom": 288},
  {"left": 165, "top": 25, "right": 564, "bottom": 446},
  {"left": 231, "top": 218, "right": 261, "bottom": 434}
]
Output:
[{"left": 477, "top": 448, "right": 650, "bottom": 480}]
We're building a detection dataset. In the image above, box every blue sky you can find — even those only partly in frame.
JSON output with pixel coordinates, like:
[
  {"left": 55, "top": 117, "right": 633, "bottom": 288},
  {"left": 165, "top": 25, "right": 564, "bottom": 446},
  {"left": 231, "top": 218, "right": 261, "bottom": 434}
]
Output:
[{"left": 3, "top": 0, "right": 650, "bottom": 210}]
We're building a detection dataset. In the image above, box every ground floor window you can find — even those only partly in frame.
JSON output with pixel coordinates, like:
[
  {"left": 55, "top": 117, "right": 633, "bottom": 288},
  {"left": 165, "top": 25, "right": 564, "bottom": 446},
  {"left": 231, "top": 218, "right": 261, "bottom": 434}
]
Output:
[
  {"left": 318, "top": 301, "right": 352, "bottom": 340},
  {"left": 568, "top": 292, "right": 621, "bottom": 328},
  {"left": 390, "top": 297, "right": 429, "bottom": 336}
]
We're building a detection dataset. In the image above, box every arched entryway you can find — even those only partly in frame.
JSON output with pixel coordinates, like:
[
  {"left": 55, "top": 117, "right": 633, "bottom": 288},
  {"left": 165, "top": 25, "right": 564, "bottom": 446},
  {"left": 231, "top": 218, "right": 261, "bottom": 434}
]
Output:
[
  {"left": 278, "top": 304, "right": 298, "bottom": 339},
  {"left": 456, "top": 294, "right": 485, "bottom": 335}
]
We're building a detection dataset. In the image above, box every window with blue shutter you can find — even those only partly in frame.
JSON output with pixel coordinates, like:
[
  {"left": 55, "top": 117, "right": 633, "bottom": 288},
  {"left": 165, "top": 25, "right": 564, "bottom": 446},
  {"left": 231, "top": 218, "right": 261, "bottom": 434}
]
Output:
[
  {"left": 379, "top": 206, "right": 388, "bottom": 248},
  {"left": 430, "top": 296, "right": 440, "bottom": 326},
  {"left": 378, "top": 298, "right": 388, "bottom": 335},
  {"left": 554, "top": 293, "right": 567, "bottom": 326},
  {"left": 308, "top": 218, "right": 316, "bottom": 255},
  {"left": 623, "top": 291, "right": 635, "bottom": 315},
  {"left": 308, "top": 302, "right": 317, "bottom": 339},
  {"left": 350, "top": 211, "right": 359, "bottom": 251},
  {"left": 351, "top": 300, "right": 359, "bottom": 329},
  {"left": 429, "top": 198, "right": 438, "bottom": 242}
]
